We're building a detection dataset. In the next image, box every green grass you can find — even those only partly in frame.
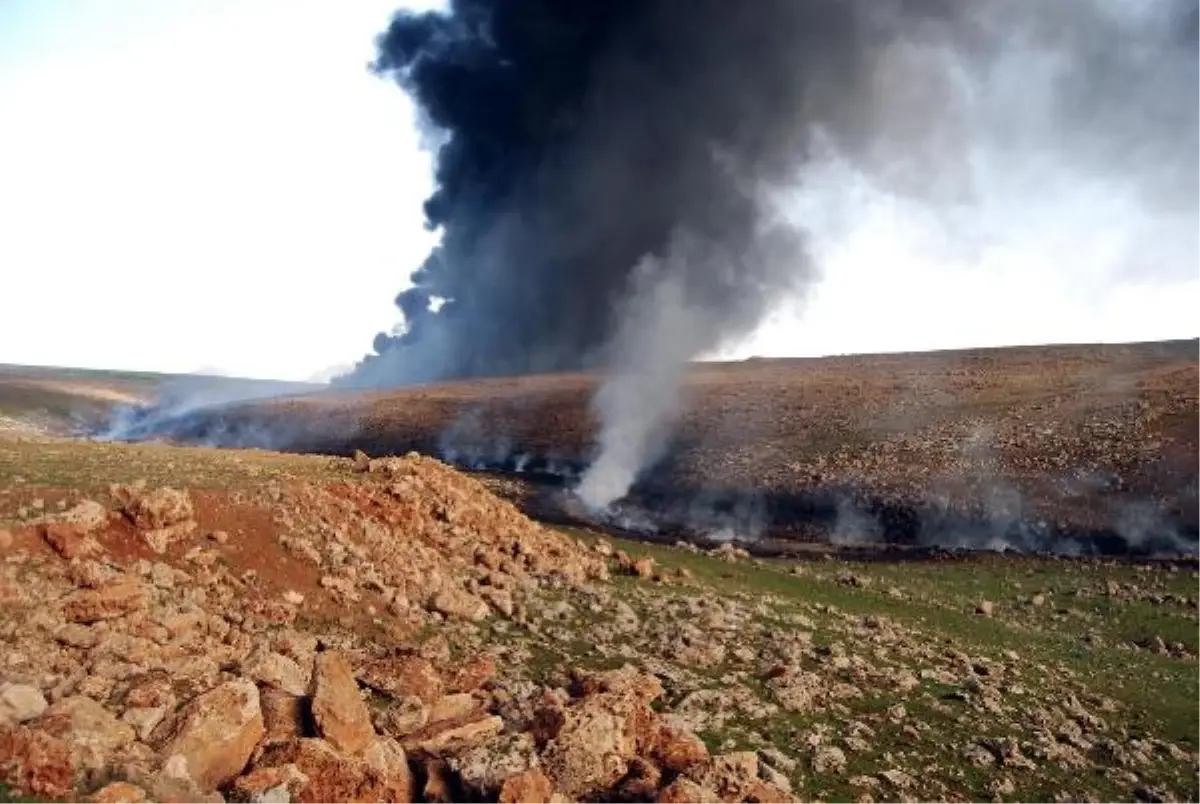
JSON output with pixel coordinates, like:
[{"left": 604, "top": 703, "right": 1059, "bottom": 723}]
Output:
[
  {"left": 0, "top": 783, "right": 41, "bottom": 803},
  {"left": 546, "top": 527, "right": 1199, "bottom": 801}
]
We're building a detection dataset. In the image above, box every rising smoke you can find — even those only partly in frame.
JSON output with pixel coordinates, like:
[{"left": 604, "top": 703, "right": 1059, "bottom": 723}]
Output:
[{"left": 341, "top": 0, "right": 1197, "bottom": 510}]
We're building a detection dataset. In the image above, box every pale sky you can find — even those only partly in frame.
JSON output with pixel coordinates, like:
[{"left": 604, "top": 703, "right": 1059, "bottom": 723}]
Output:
[{"left": 1, "top": 1, "right": 1196, "bottom": 381}]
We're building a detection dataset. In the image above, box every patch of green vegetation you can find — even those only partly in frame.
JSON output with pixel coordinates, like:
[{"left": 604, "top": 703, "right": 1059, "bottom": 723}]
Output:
[
  {"left": 0, "top": 438, "right": 355, "bottom": 521},
  {"left": 0, "top": 783, "right": 40, "bottom": 804},
  {"left": 558, "top": 525, "right": 1199, "bottom": 800}
]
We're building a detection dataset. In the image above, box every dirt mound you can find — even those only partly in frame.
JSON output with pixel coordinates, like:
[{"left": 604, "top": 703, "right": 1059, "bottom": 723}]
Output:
[{"left": 0, "top": 454, "right": 790, "bottom": 803}]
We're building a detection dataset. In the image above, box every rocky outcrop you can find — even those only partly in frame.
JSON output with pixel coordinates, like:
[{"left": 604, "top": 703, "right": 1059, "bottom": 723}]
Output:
[{"left": 112, "top": 484, "right": 198, "bottom": 553}]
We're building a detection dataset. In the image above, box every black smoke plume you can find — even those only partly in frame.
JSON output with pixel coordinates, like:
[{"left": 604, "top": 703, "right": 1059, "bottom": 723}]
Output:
[
  {"left": 342, "top": 0, "right": 1197, "bottom": 508},
  {"left": 347, "top": 0, "right": 825, "bottom": 387}
]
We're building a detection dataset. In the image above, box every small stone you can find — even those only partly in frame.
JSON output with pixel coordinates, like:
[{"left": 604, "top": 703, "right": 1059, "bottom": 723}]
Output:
[
  {"left": 499, "top": 769, "right": 554, "bottom": 803},
  {"left": 357, "top": 656, "right": 444, "bottom": 703},
  {"left": 209, "top": 530, "right": 229, "bottom": 545},
  {"left": 89, "top": 781, "right": 148, "bottom": 802},
  {"left": 230, "top": 764, "right": 309, "bottom": 804},
  {"left": 812, "top": 745, "right": 847, "bottom": 774},
  {"left": 53, "top": 500, "right": 110, "bottom": 533},
  {"left": 38, "top": 696, "right": 135, "bottom": 776},
  {"left": 374, "top": 696, "right": 430, "bottom": 739},
  {"left": 0, "top": 683, "right": 48, "bottom": 726},
  {"left": 410, "top": 715, "right": 504, "bottom": 755},
  {"left": 120, "top": 706, "right": 166, "bottom": 742},
  {"left": 61, "top": 580, "right": 147, "bottom": 624},
  {"left": 657, "top": 778, "right": 722, "bottom": 803},
  {"left": 430, "top": 587, "right": 490, "bottom": 622},
  {"left": 428, "top": 693, "right": 479, "bottom": 725},
  {"left": 976, "top": 600, "right": 995, "bottom": 617},
  {"left": 117, "top": 486, "right": 193, "bottom": 530},
  {"left": 880, "top": 769, "right": 916, "bottom": 790},
  {"left": 282, "top": 590, "right": 304, "bottom": 606},
  {"left": 245, "top": 650, "right": 309, "bottom": 697},
  {"left": 41, "top": 523, "right": 102, "bottom": 560},
  {"left": 54, "top": 623, "right": 97, "bottom": 649}
]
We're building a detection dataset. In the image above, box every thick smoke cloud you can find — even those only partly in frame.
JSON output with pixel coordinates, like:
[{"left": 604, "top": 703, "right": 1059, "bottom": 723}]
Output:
[
  {"left": 344, "top": 0, "right": 1198, "bottom": 508},
  {"left": 346, "top": 0, "right": 847, "bottom": 388}
]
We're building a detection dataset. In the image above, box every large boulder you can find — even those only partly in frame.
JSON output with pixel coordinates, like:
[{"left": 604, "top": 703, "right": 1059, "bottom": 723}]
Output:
[
  {"left": 162, "top": 679, "right": 265, "bottom": 791},
  {"left": 311, "top": 651, "right": 375, "bottom": 754},
  {"left": 247, "top": 738, "right": 414, "bottom": 803}
]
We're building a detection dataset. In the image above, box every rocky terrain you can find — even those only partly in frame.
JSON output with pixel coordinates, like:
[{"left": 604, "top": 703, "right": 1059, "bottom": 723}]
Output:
[
  {"left": 108, "top": 340, "right": 1199, "bottom": 550},
  {"left": 1, "top": 435, "right": 1196, "bottom": 802}
]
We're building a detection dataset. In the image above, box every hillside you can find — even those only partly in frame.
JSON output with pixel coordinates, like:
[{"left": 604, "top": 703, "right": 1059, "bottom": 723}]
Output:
[
  {"left": 0, "top": 437, "right": 1196, "bottom": 802},
  {"left": 0, "top": 365, "right": 320, "bottom": 438},
  {"left": 123, "top": 339, "right": 1199, "bottom": 555}
]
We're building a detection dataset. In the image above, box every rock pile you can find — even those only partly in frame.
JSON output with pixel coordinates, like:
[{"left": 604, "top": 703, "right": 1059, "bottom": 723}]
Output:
[
  {"left": 0, "top": 455, "right": 795, "bottom": 802},
  {"left": 271, "top": 453, "right": 609, "bottom": 624}
]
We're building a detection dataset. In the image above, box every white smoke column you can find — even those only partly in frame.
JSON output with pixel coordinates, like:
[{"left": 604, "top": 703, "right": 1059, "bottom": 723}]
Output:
[
  {"left": 576, "top": 0, "right": 1196, "bottom": 511},
  {"left": 576, "top": 249, "right": 707, "bottom": 510},
  {"left": 576, "top": 221, "right": 808, "bottom": 510}
]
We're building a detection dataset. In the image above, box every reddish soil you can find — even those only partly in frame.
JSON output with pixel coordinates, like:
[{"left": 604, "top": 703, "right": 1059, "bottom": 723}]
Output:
[{"left": 4, "top": 485, "right": 400, "bottom": 639}]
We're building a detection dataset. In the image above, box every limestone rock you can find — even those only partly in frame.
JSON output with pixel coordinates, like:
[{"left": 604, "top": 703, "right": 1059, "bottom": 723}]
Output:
[
  {"left": 428, "top": 693, "right": 480, "bottom": 725},
  {"left": 0, "top": 683, "right": 48, "bottom": 727},
  {"left": 261, "top": 690, "right": 307, "bottom": 746},
  {"left": 540, "top": 689, "right": 656, "bottom": 797},
  {"left": 656, "top": 777, "right": 721, "bottom": 803},
  {"left": 250, "top": 738, "right": 413, "bottom": 803},
  {"left": 55, "top": 499, "right": 111, "bottom": 533},
  {"left": 450, "top": 732, "right": 539, "bottom": 795},
  {"left": 499, "top": 769, "right": 555, "bottom": 803},
  {"left": 652, "top": 720, "right": 709, "bottom": 772},
  {"left": 373, "top": 696, "right": 430, "bottom": 741},
  {"left": 42, "top": 523, "right": 103, "bottom": 559},
  {"left": 0, "top": 725, "right": 76, "bottom": 800},
  {"left": 311, "top": 651, "right": 375, "bottom": 754},
  {"left": 405, "top": 714, "right": 504, "bottom": 755},
  {"left": 88, "top": 781, "right": 148, "bottom": 802},
  {"left": 61, "top": 580, "right": 148, "bottom": 624},
  {"left": 430, "top": 586, "right": 490, "bottom": 622},
  {"left": 356, "top": 655, "right": 443, "bottom": 703},
  {"left": 245, "top": 649, "right": 310, "bottom": 697},
  {"left": 39, "top": 696, "right": 136, "bottom": 777},
  {"left": 116, "top": 486, "right": 194, "bottom": 530},
  {"left": 162, "top": 678, "right": 265, "bottom": 791}
]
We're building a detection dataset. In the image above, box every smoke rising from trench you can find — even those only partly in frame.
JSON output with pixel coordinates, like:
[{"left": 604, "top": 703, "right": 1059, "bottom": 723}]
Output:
[{"left": 346, "top": 0, "right": 1198, "bottom": 509}]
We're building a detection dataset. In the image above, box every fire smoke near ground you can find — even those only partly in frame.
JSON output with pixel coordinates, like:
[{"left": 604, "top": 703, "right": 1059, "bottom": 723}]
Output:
[{"left": 342, "top": 0, "right": 1198, "bottom": 511}]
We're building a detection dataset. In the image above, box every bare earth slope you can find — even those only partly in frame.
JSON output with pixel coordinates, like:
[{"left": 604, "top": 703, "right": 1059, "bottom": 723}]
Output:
[
  {"left": 149, "top": 339, "right": 1199, "bottom": 552},
  {"left": 0, "top": 365, "right": 320, "bottom": 438},
  {"left": 0, "top": 438, "right": 1196, "bottom": 802}
]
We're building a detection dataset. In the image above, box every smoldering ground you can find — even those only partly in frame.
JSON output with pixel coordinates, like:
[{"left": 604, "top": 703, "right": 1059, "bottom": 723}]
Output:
[{"left": 96, "top": 1, "right": 1197, "bottom": 557}]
